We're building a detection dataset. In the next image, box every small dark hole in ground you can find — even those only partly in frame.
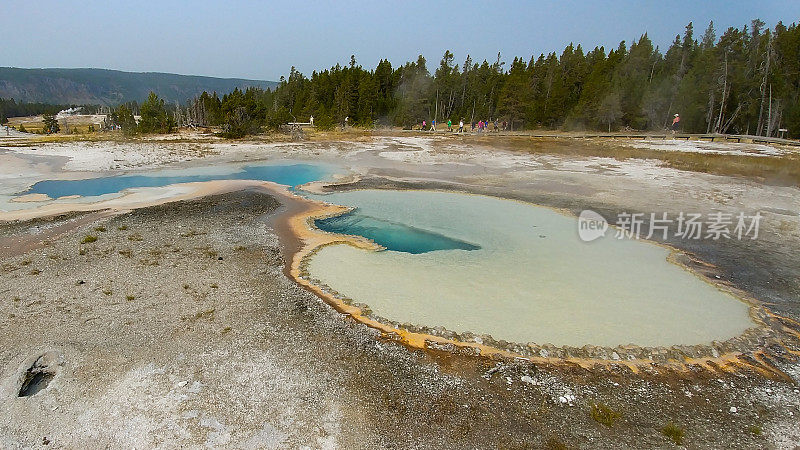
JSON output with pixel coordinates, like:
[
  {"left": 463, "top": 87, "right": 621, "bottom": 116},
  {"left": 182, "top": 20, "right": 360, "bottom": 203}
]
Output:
[
  {"left": 293, "top": 299, "right": 309, "bottom": 313},
  {"left": 18, "top": 369, "right": 54, "bottom": 397}
]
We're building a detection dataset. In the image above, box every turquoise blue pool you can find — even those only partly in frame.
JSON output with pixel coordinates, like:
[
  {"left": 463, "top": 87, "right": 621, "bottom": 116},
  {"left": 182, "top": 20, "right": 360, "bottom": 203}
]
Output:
[
  {"left": 22, "top": 163, "right": 329, "bottom": 198},
  {"left": 315, "top": 212, "right": 480, "bottom": 254},
  {"left": 306, "top": 190, "right": 755, "bottom": 347}
]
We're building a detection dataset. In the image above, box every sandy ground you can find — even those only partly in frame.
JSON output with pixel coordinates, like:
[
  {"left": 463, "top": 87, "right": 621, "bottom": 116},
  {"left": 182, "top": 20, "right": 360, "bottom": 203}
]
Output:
[
  {"left": 0, "top": 191, "right": 797, "bottom": 449},
  {"left": 1, "top": 134, "right": 800, "bottom": 447},
  {"left": 623, "top": 139, "right": 788, "bottom": 156}
]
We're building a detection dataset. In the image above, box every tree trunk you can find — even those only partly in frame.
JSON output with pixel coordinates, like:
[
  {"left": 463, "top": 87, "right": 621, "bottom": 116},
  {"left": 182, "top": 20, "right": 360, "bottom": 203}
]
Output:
[
  {"left": 766, "top": 84, "right": 773, "bottom": 137},
  {"left": 434, "top": 90, "right": 439, "bottom": 123},
  {"left": 706, "top": 91, "right": 715, "bottom": 134},
  {"left": 714, "top": 54, "right": 728, "bottom": 134},
  {"left": 756, "top": 35, "right": 772, "bottom": 136}
]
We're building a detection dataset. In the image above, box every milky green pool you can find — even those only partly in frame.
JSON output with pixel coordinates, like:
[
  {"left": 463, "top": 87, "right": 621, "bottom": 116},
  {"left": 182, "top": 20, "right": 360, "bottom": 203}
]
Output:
[{"left": 306, "top": 190, "right": 755, "bottom": 348}]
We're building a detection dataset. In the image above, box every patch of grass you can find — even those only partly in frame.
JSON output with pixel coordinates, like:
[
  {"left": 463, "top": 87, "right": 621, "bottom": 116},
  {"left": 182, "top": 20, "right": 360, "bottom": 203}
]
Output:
[
  {"left": 47, "top": 254, "right": 59, "bottom": 260},
  {"left": 102, "top": 289, "right": 113, "bottom": 296},
  {"left": 210, "top": 283, "right": 218, "bottom": 289},
  {"left": 81, "top": 235, "right": 98, "bottom": 244},
  {"left": 661, "top": 422, "right": 685, "bottom": 445},
  {"left": 29, "top": 269, "right": 41, "bottom": 275},
  {"left": 94, "top": 226, "right": 107, "bottom": 232},
  {"left": 125, "top": 294, "right": 135, "bottom": 301},
  {"left": 748, "top": 425, "right": 762, "bottom": 436},
  {"left": 184, "top": 308, "right": 216, "bottom": 322},
  {"left": 128, "top": 233, "right": 143, "bottom": 242},
  {"left": 591, "top": 402, "right": 621, "bottom": 427},
  {"left": 79, "top": 248, "right": 86, "bottom": 255},
  {"left": 221, "top": 326, "right": 231, "bottom": 335},
  {"left": 234, "top": 245, "right": 247, "bottom": 251},
  {"left": 19, "top": 260, "right": 31, "bottom": 266},
  {"left": 544, "top": 436, "right": 570, "bottom": 450},
  {"left": 180, "top": 229, "right": 206, "bottom": 238},
  {"left": 196, "top": 246, "right": 218, "bottom": 258},
  {"left": 117, "top": 225, "right": 128, "bottom": 231},
  {"left": 183, "top": 283, "right": 190, "bottom": 290},
  {"left": 119, "top": 248, "right": 132, "bottom": 258}
]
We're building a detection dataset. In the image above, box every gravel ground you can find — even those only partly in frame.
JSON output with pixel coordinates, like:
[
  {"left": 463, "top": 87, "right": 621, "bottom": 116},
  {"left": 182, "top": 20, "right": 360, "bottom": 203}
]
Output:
[{"left": 0, "top": 190, "right": 798, "bottom": 449}]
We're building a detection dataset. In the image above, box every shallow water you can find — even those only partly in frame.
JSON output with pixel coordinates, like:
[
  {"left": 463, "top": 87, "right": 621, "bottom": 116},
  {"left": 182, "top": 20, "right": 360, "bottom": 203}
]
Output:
[
  {"left": 307, "top": 190, "right": 755, "bottom": 348},
  {"left": 23, "top": 162, "right": 329, "bottom": 198},
  {"left": 316, "top": 212, "right": 480, "bottom": 254}
]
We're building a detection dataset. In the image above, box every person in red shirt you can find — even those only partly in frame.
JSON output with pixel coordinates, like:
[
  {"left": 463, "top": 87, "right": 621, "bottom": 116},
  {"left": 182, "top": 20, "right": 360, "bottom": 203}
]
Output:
[{"left": 671, "top": 113, "right": 681, "bottom": 131}]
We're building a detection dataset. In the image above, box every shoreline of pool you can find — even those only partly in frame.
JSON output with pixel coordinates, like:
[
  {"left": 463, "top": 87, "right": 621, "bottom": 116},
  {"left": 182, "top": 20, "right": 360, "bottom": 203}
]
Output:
[{"left": 287, "top": 184, "right": 795, "bottom": 379}]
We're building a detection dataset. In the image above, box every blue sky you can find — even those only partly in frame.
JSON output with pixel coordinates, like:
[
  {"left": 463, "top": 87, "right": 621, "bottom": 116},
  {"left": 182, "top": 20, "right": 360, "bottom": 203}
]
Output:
[{"left": 3, "top": 0, "right": 799, "bottom": 80}]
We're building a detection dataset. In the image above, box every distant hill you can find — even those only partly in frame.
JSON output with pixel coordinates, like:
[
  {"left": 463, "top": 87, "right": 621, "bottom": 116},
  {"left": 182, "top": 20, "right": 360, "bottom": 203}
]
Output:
[{"left": 0, "top": 67, "right": 278, "bottom": 105}]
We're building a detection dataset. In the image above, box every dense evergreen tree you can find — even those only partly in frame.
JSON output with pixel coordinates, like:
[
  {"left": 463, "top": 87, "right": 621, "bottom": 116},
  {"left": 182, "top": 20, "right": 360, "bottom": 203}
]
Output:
[
  {"left": 41, "top": 114, "right": 59, "bottom": 134},
  {"left": 175, "top": 19, "right": 800, "bottom": 138},
  {"left": 104, "top": 103, "right": 138, "bottom": 134},
  {"left": 138, "top": 92, "right": 174, "bottom": 134}
]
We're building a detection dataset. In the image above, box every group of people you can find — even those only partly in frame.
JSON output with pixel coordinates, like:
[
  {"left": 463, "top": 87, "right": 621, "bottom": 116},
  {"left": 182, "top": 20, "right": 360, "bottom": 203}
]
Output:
[{"left": 421, "top": 118, "right": 509, "bottom": 133}]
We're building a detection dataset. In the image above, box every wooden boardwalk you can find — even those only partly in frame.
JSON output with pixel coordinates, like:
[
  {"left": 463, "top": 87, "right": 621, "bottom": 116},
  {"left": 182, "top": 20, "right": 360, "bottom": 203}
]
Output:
[{"left": 402, "top": 129, "right": 800, "bottom": 147}]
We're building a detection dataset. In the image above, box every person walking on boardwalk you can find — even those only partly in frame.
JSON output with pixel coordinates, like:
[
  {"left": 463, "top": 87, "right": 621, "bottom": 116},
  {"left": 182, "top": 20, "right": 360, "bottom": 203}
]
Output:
[
  {"left": 671, "top": 114, "right": 680, "bottom": 132},
  {"left": 458, "top": 119, "right": 464, "bottom": 133},
  {"left": 422, "top": 120, "right": 426, "bottom": 131},
  {"left": 447, "top": 119, "right": 452, "bottom": 132},
  {"left": 430, "top": 119, "right": 436, "bottom": 131}
]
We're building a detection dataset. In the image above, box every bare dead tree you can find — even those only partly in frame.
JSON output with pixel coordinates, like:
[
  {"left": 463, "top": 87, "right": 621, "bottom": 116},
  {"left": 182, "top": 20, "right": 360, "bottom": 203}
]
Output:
[
  {"left": 756, "top": 33, "right": 773, "bottom": 136},
  {"left": 713, "top": 53, "right": 729, "bottom": 134},
  {"left": 706, "top": 90, "right": 715, "bottom": 134},
  {"left": 721, "top": 104, "right": 742, "bottom": 134}
]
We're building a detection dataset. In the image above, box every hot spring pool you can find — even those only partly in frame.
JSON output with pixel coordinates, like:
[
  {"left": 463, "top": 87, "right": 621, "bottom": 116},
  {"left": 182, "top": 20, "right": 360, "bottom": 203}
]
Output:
[
  {"left": 307, "top": 190, "right": 755, "bottom": 348},
  {"left": 21, "top": 162, "right": 330, "bottom": 199}
]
